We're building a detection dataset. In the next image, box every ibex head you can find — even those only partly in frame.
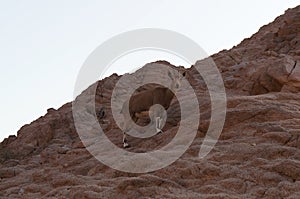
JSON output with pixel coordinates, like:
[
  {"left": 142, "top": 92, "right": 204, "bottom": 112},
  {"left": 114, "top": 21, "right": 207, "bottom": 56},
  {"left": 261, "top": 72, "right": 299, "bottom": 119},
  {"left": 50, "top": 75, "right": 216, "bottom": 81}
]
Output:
[{"left": 167, "top": 70, "right": 186, "bottom": 91}]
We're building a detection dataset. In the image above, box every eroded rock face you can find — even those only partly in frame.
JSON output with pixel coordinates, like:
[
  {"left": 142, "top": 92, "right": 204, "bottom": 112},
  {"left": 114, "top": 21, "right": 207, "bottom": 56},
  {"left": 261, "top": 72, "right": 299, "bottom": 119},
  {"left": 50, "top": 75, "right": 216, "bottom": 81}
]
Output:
[
  {"left": 213, "top": 6, "right": 300, "bottom": 95},
  {"left": 1, "top": 5, "right": 300, "bottom": 199}
]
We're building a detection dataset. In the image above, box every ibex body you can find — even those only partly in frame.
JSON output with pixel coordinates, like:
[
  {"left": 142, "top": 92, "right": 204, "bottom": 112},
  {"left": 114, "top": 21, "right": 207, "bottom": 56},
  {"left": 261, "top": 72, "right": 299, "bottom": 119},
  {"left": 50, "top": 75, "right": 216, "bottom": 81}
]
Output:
[{"left": 121, "top": 70, "right": 186, "bottom": 148}]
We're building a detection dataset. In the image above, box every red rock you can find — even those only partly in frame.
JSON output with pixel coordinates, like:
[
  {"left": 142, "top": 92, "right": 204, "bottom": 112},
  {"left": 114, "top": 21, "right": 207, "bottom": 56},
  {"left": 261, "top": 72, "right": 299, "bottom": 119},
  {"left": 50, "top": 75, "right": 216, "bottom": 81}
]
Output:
[{"left": 0, "top": 5, "right": 300, "bottom": 198}]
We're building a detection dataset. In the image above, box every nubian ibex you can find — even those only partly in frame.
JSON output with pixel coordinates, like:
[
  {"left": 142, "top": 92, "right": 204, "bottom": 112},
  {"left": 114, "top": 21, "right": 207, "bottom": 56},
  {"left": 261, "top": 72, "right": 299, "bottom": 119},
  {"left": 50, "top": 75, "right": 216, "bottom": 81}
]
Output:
[{"left": 121, "top": 70, "right": 186, "bottom": 148}]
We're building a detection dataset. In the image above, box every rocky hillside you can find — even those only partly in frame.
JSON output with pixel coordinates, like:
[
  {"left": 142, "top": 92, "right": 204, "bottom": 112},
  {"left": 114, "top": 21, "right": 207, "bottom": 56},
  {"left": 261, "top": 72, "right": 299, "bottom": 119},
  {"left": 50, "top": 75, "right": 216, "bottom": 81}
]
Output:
[{"left": 0, "top": 5, "right": 300, "bottom": 199}]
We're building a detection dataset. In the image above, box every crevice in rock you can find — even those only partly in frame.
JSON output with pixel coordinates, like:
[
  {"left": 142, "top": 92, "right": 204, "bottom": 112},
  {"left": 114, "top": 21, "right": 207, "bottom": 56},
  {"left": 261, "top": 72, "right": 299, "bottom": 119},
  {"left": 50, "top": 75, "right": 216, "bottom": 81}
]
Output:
[
  {"left": 288, "top": 60, "right": 297, "bottom": 78},
  {"left": 228, "top": 54, "right": 238, "bottom": 65}
]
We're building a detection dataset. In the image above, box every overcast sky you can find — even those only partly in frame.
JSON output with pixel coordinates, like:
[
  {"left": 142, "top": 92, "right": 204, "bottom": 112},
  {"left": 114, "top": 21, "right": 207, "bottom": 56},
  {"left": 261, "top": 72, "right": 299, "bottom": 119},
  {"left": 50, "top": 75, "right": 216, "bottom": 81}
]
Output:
[{"left": 0, "top": 0, "right": 299, "bottom": 141}]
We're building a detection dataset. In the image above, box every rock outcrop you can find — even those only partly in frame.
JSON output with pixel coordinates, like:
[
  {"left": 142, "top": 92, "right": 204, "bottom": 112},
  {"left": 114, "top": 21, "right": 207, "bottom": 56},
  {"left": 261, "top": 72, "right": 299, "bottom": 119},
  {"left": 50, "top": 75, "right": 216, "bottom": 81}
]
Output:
[{"left": 0, "top": 5, "right": 300, "bottom": 199}]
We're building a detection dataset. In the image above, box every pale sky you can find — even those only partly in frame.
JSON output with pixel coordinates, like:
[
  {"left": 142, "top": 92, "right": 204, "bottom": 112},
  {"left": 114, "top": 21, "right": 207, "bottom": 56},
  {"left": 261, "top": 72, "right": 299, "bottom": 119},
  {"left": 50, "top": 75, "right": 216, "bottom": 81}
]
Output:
[{"left": 1, "top": 0, "right": 299, "bottom": 142}]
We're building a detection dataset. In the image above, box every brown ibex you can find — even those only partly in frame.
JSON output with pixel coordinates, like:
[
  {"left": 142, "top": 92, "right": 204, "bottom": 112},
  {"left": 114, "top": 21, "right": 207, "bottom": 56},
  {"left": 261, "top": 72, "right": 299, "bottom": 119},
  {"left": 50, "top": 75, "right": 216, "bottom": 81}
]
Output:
[{"left": 121, "top": 70, "right": 186, "bottom": 148}]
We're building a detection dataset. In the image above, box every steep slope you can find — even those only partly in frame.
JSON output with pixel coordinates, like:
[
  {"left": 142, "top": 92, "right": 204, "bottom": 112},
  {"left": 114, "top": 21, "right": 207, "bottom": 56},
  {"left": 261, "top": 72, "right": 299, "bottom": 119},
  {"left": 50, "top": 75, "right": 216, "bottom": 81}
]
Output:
[
  {"left": 0, "top": 6, "right": 300, "bottom": 199},
  {"left": 212, "top": 6, "right": 300, "bottom": 95}
]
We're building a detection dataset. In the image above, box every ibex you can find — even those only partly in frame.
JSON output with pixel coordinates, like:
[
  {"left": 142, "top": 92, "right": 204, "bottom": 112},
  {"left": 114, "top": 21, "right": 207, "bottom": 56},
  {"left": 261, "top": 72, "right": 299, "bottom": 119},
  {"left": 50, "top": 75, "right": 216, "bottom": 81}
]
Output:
[{"left": 121, "top": 70, "right": 186, "bottom": 148}]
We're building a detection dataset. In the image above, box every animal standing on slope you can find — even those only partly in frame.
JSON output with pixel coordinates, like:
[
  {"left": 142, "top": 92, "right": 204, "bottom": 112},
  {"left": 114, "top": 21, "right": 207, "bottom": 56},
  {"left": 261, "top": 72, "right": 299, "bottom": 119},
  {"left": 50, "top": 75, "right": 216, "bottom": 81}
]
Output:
[{"left": 120, "top": 70, "right": 186, "bottom": 148}]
